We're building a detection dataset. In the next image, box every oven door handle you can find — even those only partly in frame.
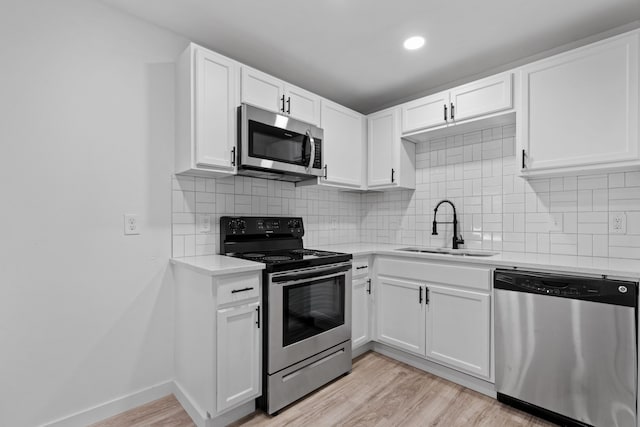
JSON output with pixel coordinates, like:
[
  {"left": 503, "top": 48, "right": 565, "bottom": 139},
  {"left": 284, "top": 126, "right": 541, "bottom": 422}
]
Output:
[{"left": 271, "top": 264, "right": 351, "bottom": 285}]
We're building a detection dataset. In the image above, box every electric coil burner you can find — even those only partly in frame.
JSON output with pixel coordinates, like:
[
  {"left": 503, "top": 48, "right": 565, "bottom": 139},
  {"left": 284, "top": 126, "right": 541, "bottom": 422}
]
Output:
[{"left": 220, "top": 216, "right": 353, "bottom": 415}]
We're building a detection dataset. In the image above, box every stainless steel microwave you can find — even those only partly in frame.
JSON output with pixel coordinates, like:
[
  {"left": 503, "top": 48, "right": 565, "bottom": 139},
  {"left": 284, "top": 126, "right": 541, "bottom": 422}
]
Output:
[{"left": 238, "top": 104, "right": 324, "bottom": 182}]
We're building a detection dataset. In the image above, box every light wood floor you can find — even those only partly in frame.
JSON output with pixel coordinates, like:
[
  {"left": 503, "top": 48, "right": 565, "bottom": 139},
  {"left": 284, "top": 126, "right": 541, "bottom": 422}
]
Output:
[{"left": 92, "top": 352, "right": 555, "bottom": 427}]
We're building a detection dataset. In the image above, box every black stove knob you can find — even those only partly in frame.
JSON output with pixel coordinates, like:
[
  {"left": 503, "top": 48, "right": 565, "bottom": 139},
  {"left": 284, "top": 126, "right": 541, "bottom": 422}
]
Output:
[{"left": 288, "top": 219, "right": 301, "bottom": 229}]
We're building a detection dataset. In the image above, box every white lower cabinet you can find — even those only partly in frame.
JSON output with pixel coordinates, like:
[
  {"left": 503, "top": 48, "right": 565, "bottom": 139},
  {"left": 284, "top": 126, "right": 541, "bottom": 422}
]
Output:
[
  {"left": 216, "top": 301, "right": 261, "bottom": 412},
  {"left": 425, "top": 285, "right": 491, "bottom": 378},
  {"left": 351, "top": 256, "right": 371, "bottom": 350},
  {"left": 174, "top": 266, "right": 262, "bottom": 423},
  {"left": 374, "top": 257, "right": 492, "bottom": 380},
  {"left": 351, "top": 276, "right": 370, "bottom": 349},
  {"left": 376, "top": 276, "right": 426, "bottom": 355}
]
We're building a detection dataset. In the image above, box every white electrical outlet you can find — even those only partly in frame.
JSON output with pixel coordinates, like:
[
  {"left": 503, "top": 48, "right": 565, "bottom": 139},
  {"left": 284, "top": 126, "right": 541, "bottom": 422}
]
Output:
[
  {"left": 124, "top": 214, "right": 140, "bottom": 235},
  {"left": 610, "top": 212, "right": 626, "bottom": 234},
  {"left": 197, "top": 214, "right": 211, "bottom": 233}
]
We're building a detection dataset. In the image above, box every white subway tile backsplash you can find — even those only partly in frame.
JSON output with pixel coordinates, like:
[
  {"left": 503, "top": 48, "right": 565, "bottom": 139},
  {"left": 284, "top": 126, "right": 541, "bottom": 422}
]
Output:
[
  {"left": 577, "top": 234, "right": 593, "bottom": 256},
  {"left": 578, "top": 175, "right": 608, "bottom": 190},
  {"left": 172, "top": 122, "right": 640, "bottom": 260},
  {"left": 593, "top": 235, "right": 609, "bottom": 257},
  {"left": 626, "top": 172, "right": 640, "bottom": 187},
  {"left": 609, "top": 173, "right": 625, "bottom": 188}
]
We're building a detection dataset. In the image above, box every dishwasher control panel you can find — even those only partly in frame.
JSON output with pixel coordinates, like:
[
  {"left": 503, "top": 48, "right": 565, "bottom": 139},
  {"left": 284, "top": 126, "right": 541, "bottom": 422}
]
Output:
[{"left": 494, "top": 270, "right": 637, "bottom": 307}]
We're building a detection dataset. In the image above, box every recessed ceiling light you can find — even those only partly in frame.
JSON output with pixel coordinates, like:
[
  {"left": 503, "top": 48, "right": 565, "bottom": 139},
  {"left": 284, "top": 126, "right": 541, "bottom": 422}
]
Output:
[{"left": 404, "top": 36, "right": 425, "bottom": 50}]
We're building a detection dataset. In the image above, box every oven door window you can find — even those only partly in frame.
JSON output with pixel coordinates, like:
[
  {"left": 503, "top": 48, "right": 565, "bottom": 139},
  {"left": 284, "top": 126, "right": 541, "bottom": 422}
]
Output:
[
  {"left": 248, "top": 120, "right": 311, "bottom": 166},
  {"left": 283, "top": 275, "right": 345, "bottom": 347}
]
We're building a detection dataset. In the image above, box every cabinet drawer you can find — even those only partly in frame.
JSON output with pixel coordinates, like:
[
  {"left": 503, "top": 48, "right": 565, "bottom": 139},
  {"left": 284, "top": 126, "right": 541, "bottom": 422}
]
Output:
[
  {"left": 352, "top": 258, "right": 370, "bottom": 278},
  {"left": 217, "top": 273, "right": 260, "bottom": 306}
]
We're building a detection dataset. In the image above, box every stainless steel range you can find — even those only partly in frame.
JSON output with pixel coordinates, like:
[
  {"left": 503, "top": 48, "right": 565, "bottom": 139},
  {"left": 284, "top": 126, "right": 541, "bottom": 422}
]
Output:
[{"left": 220, "top": 216, "right": 353, "bottom": 415}]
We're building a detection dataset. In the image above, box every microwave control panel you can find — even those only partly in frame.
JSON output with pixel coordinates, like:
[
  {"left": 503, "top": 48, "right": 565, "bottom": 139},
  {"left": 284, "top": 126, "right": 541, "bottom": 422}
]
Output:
[{"left": 313, "top": 140, "right": 322, "bottom": 169}]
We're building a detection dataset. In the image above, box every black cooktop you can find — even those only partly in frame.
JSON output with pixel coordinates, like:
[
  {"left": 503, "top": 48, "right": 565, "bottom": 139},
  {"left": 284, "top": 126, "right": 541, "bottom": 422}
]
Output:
[{"left": 220, "top": 216, "right": 352, "bottom": 272}]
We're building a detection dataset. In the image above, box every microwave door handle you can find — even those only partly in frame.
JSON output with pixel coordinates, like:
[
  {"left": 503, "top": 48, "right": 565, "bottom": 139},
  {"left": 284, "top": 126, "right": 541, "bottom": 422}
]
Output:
[{"left": 306, "top": 129, "right": 315, "bottom": 172}]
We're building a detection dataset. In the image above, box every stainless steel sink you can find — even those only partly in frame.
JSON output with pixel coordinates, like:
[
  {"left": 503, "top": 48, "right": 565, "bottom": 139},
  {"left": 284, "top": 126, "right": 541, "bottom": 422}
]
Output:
[{"left": 396, "top": 247, "right": 498, "bottom": 257}]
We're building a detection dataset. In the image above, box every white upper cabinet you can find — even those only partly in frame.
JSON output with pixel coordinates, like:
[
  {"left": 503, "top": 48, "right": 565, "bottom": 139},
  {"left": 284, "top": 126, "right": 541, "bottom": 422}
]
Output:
[
  {"left": 519, "top": 30, "right": 639, "bottom": 176},
  {"left": 402, "top": 90, "right": 449, "bottom": 134},
  {"left": 240, "top": 67, "right": 283, "bottom": 114},
  {"left": 318, "top": 99, "right": 366, "bottom": 189},
  {"left": 450, "top": 72, "right": 512, "bottom": 122},
  {"left": 286, "top": 84, "right": 321, "bottom": 126},
  {"left": 367, "top": 107, "right": 415, "bottom": 190},
  {"left": 401, "top": 72, "right": 513, "bottom": 135},
  {"left": 241, "top": 66, "right": 321, "bottom": 125},
  {"left": 175, "top": 43, "right": 239, "bottom": 176}
]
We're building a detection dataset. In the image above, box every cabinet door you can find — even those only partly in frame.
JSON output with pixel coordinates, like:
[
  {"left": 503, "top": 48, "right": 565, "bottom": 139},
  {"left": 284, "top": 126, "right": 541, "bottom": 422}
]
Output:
[
  {"left": 520, "top": 31, "right": 639, "bottom": 172},
  {"left": 425, "top": 285, "right": 490, "bottom": 378},
  {"left": 194, "top": 47, "right": 238, "bottom": 170},
  {"left": 241, "top": 67, "right": 284, "bottom": 114},
  {"left": 376, "top": 276, "right": 425, "bottom": 356},
  {"left": 352, "top": 277, "right": 370, "bottom": 349},
  {"left": 367, "top": 108, "right": 398, "bottom": 188},
  {"left": 285, "top": 84, "right": 321, "bottom": 125},
  {"left": 216, "top": 301, "right": 261, "bottom": 412},
  {"left": 320, "top": 100, "right": 365, "bottom": 188},
  {"left": 401, "top": 90, "right": 449, "bottom": 133},
  {"left": 450, "top": 72, "right": 512, "bottom": 122}
]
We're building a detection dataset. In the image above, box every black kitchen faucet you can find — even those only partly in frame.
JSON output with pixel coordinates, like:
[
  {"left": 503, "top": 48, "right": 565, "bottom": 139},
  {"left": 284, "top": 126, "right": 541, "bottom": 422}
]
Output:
[{"left": 432, "top": 200, "right": 465, "bottom": 249}]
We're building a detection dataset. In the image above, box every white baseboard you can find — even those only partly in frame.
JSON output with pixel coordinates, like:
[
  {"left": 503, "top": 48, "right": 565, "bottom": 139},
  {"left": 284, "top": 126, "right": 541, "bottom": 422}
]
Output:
[
  {"left": 352, "top": 342, "right": 374, "bottom": 359},
  {"left": 173, "top": 381, "right": 208, "bottom": 427},
  {"left": 372, "top": 343, "right": 496, "bottom": 398},
  {"left": 42, "top": 381, "right": 174, "bottom": 427},
  {"left": 173, "top": 381, "right": 256, "bottom": 427}
]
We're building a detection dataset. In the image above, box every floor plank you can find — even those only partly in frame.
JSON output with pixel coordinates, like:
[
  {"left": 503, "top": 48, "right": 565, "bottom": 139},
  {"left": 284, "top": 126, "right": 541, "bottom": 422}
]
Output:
[{"left": 92, "top": 352, "right": 555, "bottom": 427}]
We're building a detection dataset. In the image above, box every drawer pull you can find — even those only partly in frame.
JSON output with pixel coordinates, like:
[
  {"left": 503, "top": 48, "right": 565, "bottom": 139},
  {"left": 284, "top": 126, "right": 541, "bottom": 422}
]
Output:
[
  {"left": 231, "top": 287, "right": 254, "bottom": 294},
  {"left": 356, "top": 266, "right": 368, "bottom": 270}
]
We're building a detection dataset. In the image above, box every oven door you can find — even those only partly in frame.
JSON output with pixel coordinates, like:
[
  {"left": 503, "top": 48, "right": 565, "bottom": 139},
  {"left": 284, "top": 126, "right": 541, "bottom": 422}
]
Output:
[
  {"left": 240, "top": 104, "right": 323, "bottom": 177},
  {"left": 268, "top": 262, "right": 352, "bottom": 374}
]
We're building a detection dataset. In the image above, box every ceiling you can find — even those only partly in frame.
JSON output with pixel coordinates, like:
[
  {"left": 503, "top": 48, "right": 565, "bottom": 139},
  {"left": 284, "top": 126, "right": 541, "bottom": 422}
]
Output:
[{"left": 100, "top": 0, "right": 640, "bottom": 114}]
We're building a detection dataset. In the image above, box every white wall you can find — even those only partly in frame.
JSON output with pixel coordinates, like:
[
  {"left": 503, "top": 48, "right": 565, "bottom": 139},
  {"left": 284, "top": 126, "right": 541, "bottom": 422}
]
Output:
[{"left": 0, "top": 1, "right": 186, "bottom": 425}]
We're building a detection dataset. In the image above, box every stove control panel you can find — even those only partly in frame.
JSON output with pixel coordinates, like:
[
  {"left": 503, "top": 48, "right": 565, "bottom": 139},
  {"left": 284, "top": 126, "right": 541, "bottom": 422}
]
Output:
[{"left": 221, "top": 216, "right": 305, "bottom": 237}]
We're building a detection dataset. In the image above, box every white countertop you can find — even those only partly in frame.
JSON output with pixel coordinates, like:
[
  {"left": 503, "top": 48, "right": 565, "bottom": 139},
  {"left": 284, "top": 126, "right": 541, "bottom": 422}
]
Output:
[
  {"left": 171, "top": 255, "right": 264, "bottom": 276},
  {"left": 317, "top": 243, "right": 640, "bottom": 279},
  {"left": 170, "top": 244, "right": 640, "bottom": 279}
]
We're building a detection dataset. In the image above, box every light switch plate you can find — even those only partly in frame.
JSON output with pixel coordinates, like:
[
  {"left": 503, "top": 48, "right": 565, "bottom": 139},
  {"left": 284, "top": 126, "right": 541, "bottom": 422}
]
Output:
[
  {"left": 610, "top": 212, "right": 626, "bottom": 234},
  {"left": 124, "top": 214, "right": 140, "bottom": 235}
]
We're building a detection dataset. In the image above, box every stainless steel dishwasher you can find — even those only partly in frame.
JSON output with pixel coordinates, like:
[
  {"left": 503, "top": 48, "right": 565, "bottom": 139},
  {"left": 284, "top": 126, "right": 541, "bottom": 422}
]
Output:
[{"left": 495, "top": 269, "right": 638, "bottom": 427}]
